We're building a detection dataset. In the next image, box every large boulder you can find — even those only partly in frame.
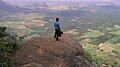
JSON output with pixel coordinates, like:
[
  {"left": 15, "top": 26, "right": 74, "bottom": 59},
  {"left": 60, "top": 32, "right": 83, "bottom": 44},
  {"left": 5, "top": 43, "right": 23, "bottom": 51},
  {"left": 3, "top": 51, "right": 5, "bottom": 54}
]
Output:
[{"left": 12, "top": 34, "right": 93, "bottom": 67}]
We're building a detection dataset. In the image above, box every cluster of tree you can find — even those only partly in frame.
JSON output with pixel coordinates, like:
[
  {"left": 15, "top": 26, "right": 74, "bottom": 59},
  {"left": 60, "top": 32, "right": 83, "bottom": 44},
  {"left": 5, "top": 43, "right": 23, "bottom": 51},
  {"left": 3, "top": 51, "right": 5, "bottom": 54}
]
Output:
[
  {"left": 90, "top": 33, "right": 116, "bottom": 45},
  {"left": 0, "top": 27, "right": 17, "bottom": 67}
]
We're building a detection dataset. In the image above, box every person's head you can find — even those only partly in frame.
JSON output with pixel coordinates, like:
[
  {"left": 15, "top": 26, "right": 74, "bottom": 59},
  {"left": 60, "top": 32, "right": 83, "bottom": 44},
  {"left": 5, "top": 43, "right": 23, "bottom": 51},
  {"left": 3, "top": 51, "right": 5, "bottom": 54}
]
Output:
[{"left": 56, "top": 18, "right": 59, "bottom": 22}]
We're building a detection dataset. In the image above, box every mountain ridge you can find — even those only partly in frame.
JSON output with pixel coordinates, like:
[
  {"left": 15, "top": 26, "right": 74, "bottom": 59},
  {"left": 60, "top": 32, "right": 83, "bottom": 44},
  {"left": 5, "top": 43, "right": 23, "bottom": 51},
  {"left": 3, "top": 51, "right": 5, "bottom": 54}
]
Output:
[{"left": 0, "top": 0, "right": 28, "bottom": 13}]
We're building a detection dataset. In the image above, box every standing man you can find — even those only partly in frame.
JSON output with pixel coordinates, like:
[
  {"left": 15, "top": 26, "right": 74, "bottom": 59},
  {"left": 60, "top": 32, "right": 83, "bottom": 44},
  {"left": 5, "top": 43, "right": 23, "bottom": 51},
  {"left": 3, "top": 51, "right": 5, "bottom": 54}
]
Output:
[{"left": 54, "top": 18, "right": 61, "bottom": 41}]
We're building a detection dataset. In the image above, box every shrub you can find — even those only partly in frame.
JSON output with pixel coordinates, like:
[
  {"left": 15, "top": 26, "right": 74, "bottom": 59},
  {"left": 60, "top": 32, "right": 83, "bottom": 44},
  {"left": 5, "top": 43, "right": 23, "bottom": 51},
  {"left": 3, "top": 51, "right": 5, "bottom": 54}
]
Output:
[{"left": 0, "top": 27, "right": 17, "bottom": 67}]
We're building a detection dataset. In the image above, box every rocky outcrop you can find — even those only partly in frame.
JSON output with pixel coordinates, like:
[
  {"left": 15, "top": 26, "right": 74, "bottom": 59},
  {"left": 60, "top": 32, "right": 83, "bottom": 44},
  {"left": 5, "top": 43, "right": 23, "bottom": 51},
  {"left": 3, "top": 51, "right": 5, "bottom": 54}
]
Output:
[{"left": 12, "top": 34, "right": 93, "bottom": 67}]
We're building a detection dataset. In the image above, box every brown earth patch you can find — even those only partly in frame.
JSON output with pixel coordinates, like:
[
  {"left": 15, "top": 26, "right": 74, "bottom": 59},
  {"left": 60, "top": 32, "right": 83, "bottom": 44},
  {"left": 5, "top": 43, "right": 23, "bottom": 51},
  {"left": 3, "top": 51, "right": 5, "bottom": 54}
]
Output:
[{"left": 12, "top": 34, "right": 93, "bottom": 67}]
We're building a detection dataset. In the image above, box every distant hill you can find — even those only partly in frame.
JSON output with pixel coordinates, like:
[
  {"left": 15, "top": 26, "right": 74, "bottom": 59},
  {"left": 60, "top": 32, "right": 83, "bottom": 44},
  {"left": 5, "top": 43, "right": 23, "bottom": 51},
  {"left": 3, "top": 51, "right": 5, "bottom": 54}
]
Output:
[
  {"left": 27, "top": 2, "right": 49, "bottom": 7},
  {"left": 100, "top": 4, "right": 120, "bottom": 9},
  {"left": 25, "top": 2, "right": 49, "bottom": 9},
  {"left": 96, "top": 3, "right": 120, "bottom": 9},
  {"left": 2, "top": 0, "right": 49, "bottom": 9},
  {"left": 0, "top": 0, "right": 28, "bottom": 13}
]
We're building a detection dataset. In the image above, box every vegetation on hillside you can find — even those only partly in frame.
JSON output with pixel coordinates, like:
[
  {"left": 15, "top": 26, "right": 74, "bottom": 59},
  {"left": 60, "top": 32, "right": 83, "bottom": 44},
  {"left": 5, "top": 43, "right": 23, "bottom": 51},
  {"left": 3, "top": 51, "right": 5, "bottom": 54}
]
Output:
[
  {"left": 0, "top": 27, "right": 17, "bottom": 67},
  {"left": 78, "top": 25, "right": 120, "bottom": 67}
]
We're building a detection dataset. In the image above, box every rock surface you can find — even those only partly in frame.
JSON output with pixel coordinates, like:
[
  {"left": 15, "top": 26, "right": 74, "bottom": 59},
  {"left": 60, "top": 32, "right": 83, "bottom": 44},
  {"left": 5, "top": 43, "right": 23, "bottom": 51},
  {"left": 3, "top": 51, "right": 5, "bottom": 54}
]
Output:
[
  {"left": 22, "top": 63, "right": 43, "bottom": 67},
  {"left": 12, "top": 34, "right": 93, "bottom": 67}
]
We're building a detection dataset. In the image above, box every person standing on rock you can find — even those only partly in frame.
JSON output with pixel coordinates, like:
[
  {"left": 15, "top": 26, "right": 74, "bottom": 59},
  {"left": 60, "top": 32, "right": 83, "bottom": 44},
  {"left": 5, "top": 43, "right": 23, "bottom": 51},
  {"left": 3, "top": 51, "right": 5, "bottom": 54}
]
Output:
[{"left": 54, "top": 18, "right": 63, "bottom": 41}]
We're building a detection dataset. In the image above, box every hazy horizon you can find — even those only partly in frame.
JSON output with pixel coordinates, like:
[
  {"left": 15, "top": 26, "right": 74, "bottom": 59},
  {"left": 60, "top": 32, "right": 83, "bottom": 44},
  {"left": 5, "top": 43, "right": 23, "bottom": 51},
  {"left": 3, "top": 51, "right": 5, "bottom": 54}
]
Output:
[{"left": 2, "top": 0, "right": 119, "bottom": 2}]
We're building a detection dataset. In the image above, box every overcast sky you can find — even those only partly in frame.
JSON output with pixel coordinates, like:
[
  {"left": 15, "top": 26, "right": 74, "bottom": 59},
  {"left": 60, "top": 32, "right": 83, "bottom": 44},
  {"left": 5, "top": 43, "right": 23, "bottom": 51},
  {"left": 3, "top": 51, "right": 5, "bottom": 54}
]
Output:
[
  {"left": 2, "top": 0, "right": 118, "bottom": 1},
  {"left": 2, "top": 0, "right": 120, "bottom": 3}
]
